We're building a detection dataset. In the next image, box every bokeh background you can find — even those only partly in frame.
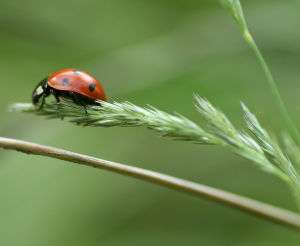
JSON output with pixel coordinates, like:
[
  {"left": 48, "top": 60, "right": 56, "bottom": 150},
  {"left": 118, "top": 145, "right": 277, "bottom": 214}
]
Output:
[{"left": 1, "top": 0, "right": 300, "bottom": 245}]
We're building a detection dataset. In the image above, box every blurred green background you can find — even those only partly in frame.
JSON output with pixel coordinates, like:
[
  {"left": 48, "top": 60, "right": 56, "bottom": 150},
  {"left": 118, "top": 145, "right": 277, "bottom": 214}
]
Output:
[{"left": 1, "top": 0, "right": 300, "bottom": 245}]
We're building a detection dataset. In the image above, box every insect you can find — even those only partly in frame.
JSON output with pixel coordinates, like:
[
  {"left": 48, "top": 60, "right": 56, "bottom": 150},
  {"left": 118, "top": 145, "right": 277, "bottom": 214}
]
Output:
[{"left": 32, "top": 68, "right": 107, "bottom": 109}]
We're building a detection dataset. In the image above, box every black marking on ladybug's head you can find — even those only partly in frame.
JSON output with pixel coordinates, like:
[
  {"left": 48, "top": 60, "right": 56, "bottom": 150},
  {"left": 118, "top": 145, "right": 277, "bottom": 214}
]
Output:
[
  {"left": 88, "top": 83, "right": 96, "bottom": 92},
  {"left": 32, "top": 86, "right": 44, "bottom": 104},
  {"left": 32, "top": 77, "right": 48, "bottom": 105},
  {"left": 61, "top": 77, "right": 70, "bottom": 85}
]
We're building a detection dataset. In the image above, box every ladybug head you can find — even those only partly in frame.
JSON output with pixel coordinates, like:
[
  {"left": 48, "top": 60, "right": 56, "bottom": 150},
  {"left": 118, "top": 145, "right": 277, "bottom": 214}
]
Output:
[{"left": 32, "top": 78, "right": 48, "bottom": 105}]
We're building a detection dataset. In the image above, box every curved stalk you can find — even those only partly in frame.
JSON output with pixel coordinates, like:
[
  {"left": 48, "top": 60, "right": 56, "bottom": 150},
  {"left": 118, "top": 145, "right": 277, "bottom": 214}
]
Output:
[{"left": 1, "top": 136, "right": 300, "bottom": 232}]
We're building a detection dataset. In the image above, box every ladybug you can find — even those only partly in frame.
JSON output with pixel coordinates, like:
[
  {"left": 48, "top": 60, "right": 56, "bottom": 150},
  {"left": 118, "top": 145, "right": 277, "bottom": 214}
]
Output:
[{"left": 32, "top": 68, "right": 106, "bottom": 108}]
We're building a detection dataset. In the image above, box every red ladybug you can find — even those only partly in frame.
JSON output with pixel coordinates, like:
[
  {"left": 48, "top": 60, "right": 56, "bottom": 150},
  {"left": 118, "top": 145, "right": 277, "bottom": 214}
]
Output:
[{"left": 32, "top": 68, "right": 106, "bottom": 108}]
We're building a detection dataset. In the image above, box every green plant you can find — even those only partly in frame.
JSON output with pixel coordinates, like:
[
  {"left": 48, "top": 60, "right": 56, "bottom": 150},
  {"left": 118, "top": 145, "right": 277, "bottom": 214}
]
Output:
[
  {"left": 5, "top": 0, "right": 300, "bottom": 233},
  {"left": 220, "top": 0, "right": 300, "bottom": 143},
  {"left": 219, "top": 0, "right": 300, "bottom": 204},
  {"left": 10, "top": 95, "right": 300, "bottom": 192}
]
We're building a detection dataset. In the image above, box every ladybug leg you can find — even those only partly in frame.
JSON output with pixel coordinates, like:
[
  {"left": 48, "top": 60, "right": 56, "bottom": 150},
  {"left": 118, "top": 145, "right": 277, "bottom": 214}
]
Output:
[
  {"left": 70, "top": 93, "right": 88, "bottom": 115},
  {"left": 54, "top": 94, "right": 60, "bottom": 103},
  {"left": 83, "top": 106, "right": 87, "bottom": 115},
  {"left": 54, "top": 93, "right": 61, "bottom": 110},
  {"left": 36, "top": 84, "right": 50, "bottom": 110},
  {"left": 49, "top": 88, "right": 60, "bottom": 104},
  {"left": 38, "top": 94, "right": 46, "bottom": 110},
  {"left": 38, "top": 89, "right": 50, "bottom": 110},
  {"left": 81, "top": 103, "right": 88, "bottom": 115},
  {"left": 51, "top": 90, "right": 64, "bottom": 120},
  {"left": 55, "top": 96, "right": 64, "bottom": 120}
]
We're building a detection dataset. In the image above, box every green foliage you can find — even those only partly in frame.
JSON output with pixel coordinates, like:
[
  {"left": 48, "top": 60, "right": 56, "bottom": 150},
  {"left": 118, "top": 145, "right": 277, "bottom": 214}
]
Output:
[
  {"left": 10, "top": 101, "right": 216, "bottom": 144},
  {"left": 221, "top": 0, "right": 300, "bottom": 145},
  {"left": 11, "top": 96, "right": 300, "bottom": 190},
  {"left": 4, "top": 0, "right": 300, "bottom": 244},
  {"left": 220, "top": 0, "right": 248, "bottom": 34},
  {"left": 284, "top": 135, "right": 300, "bottom": 173},
  {"left": 218, "top": 0, "right": 300, "bottom": 205},
  {"left": 242, "top": 104, "right": 299, "bottom": 184},
  {"left": 195, "top": 98, "right": 292, "bottom": 183}
]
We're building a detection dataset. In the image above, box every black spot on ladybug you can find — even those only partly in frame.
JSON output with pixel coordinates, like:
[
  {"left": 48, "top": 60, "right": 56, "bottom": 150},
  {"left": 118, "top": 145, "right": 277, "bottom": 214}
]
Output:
[
  {"left": 62, "top": 77, "right": 69, "bottom": 85},
  {"left": 88, "top": 83, "right": 96, "bottom": 92}
]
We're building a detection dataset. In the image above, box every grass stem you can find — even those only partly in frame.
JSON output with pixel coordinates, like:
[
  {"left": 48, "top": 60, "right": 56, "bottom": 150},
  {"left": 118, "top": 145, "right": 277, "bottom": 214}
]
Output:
[
  {"left": 1, "top": 136, "right": 300, "bottom": 232},
  {"left": 244, "top": 30, "right": 300, "bottom": 144},
  {"left": 10, "top": 101, "right": 299, "bottom": 191},
  {"left": 221, "top": 0, "right": 300, "bottom": 144}
]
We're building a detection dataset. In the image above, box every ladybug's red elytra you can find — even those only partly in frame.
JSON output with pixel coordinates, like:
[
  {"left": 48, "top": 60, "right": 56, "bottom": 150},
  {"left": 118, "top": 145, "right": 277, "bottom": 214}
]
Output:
[{"left": 32, "top": 68, "right": 106, "bottom": 108}]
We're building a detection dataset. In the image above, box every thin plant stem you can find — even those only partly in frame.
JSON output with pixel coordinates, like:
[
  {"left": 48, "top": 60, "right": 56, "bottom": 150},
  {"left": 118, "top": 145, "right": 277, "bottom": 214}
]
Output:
[
  {"left": 244, "top": 30, "right": 300, "bottom": 144},
  {"left": 221, "top": 0, "right": 300, "bottom": 144},
  {"left": 1, "top": 136, "right": 300, "bottom": 232}
]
